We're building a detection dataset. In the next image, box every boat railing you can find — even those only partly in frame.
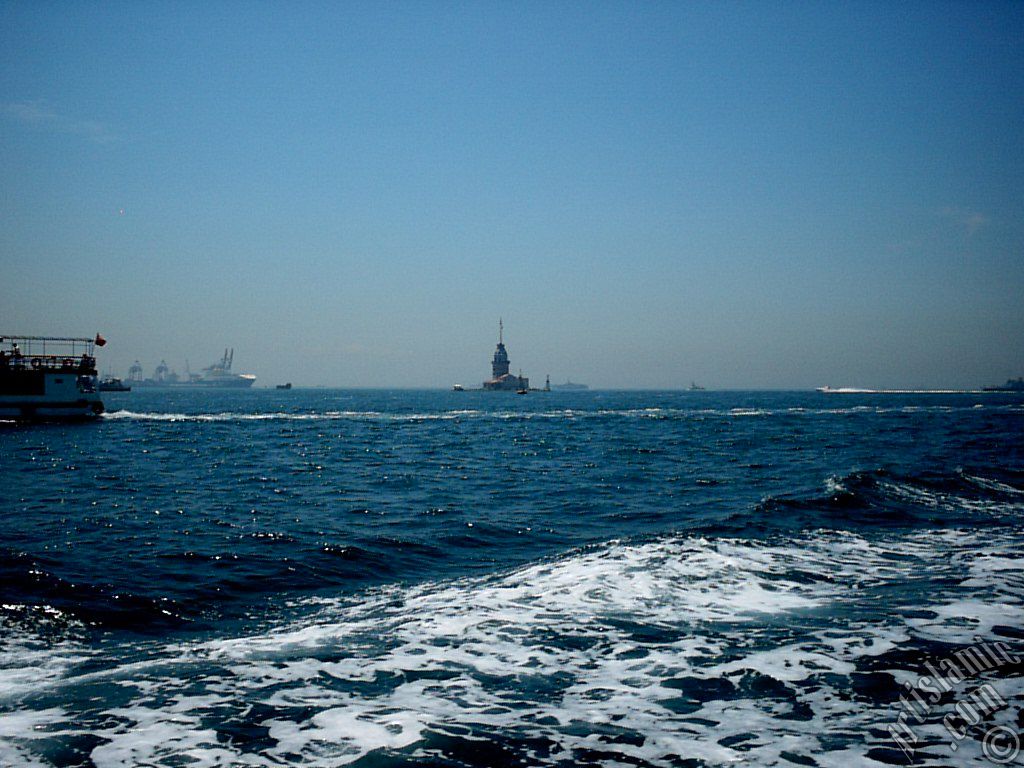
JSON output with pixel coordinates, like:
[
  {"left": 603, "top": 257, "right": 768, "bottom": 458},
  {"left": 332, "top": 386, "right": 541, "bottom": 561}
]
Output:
[
  {"left": 1, "top": 335, "right": 100, "bottom": 375},
  {"left": 2, "top": 335, "right": 98, "bottom": 355},
  {"left": 0, "top": 352, "right": 97, "bottom": 374}
]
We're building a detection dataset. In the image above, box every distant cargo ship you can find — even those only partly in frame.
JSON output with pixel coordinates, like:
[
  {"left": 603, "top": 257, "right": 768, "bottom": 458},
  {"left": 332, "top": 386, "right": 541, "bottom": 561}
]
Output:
[
  {"left": 550, "top": 380, "right": 588, "bottom": 391},
  {"left": 132, "top": 349, "right": 256, "bottom": 389},
  {"left": 982, "top": 377, "right": 1024, "bottom": 392}
]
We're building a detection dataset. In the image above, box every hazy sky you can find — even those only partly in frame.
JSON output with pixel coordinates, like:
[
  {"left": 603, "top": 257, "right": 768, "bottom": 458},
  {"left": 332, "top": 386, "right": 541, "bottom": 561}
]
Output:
[{"left": 2, "top": 1, "right": 1022, "bottom": 389}]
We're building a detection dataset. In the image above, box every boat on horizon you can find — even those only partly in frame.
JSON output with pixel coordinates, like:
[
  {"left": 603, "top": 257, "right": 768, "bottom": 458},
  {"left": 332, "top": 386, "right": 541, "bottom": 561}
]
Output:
[
  {"left": 0, "top": 333, "right": 106, "bottom": 421},
  {"left": 982, "top": 377, "right": 1024, "bottom": 392},
  {"left": 99, "top": 376, "right": 131, "bottom": 392},
  {"left": 515, "top": 368, "right": 528, "bottom": 394},
  {"left": 550, "top": 379, "right": 588, "bottom": 391},
  {"left": 131, "top": 349, "right": 256, "bottom": 389}
]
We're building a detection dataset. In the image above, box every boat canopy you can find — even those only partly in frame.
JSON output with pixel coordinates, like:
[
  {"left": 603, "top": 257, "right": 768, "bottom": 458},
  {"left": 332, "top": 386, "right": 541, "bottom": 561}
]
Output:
[
  {"left": 1, "top": 334, "right": 103, "bottom": 373},
  {"left": 1, "top": 335, "right": 101, "bottom": 355}
]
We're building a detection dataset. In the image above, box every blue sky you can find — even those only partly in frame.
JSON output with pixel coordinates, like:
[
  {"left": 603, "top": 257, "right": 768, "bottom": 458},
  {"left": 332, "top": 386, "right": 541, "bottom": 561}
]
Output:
[{"left": 2, "top": 1, "right": 1022, "bottom": 388}]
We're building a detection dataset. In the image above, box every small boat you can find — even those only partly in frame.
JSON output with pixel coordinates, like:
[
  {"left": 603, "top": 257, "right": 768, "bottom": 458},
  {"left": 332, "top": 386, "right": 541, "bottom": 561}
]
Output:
[
  {"left": 689, "top": 381, "right": 705, "bottom": 391},
  {"left": 452, "top": 384, "right": 465, "bottom": 391},
  {"left": 276, "top": 382, "right": 292, "bottom": 390},
  {"left": 0, "top": 333, "right": 106, "bottom": 421},
  {"left": 516, "top": 370, "right": 528, "bottom": 394},
  {"left": 99, "top": 376, "right": 131, "bottom": 392}
]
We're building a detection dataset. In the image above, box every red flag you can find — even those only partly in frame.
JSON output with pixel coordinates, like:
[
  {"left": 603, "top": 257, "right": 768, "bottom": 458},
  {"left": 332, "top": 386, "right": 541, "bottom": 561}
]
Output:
[{"left": 95, "top": 333, "right": 107, "bottom": 347}]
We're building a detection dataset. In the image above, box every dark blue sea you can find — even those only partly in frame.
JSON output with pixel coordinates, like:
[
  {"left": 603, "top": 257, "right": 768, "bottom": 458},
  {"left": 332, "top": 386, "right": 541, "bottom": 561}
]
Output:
[{"left": 2, "top": 390, "right": 1023, "bottom": 767}]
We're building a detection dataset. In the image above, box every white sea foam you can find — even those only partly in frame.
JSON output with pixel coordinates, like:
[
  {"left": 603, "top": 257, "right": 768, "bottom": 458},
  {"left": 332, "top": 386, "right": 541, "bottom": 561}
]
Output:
[
  {"left": 878, "top": 477, "right": 1024, "bottom": 519},
  {"left": 728, "top": 408, "right": 770, "bottom": 416},
  {"left": 102, "top": 403, "right": 1017, "bottom": 425},
  {"left": 962, "top": 472, "right": 1024, "bottom": 496},
  {"left": 3, "top": 527, "right": 1021, "bottom": 767},
  {"left": 102, "top": 409, "right": 483, "bottom": 423},
  {"left": 0, "top": 608, "right": 94, "bottom": 702},
  {"left": 0, "top": 709, "right": 67, "bottom": 767}
]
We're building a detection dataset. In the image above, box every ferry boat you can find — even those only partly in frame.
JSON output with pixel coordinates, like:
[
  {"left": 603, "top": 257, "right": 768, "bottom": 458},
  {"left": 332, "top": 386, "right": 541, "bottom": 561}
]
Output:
[{"left": 0, "top": 334, "right": 105, "bottom": 421}]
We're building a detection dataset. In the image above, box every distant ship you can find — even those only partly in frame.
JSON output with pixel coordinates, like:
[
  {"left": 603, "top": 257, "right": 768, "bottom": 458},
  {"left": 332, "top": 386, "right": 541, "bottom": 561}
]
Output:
[
  {"left": 132, "top": 349, "right": 256, "bottom": 388},
  {"left": 550, "top": 379, "right": 588, "bottom": 391},
  {"left": 276, "top": 382, "right": 292, "bottom": 390},
  {"left": 689, "top": 381, "right": 705, "bottom": 391},
  {"left": 99, "top": 376, "right": 131, "bottom": 392},
  {"left": 982, "top": 377, "right": 1024, "bottom": 392}
]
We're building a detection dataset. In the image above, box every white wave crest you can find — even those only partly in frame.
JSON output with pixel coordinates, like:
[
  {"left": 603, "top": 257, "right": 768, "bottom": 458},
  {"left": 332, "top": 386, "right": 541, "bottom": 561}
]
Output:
[
  {"left": 0, "top": 606, "right": 94, "bottom": 702},
  {"left": 100, "top": 403, "right": 1016, "bottom": 425},
  {"left": 102, "top": 409, "right": 483, "bottom": 423}
]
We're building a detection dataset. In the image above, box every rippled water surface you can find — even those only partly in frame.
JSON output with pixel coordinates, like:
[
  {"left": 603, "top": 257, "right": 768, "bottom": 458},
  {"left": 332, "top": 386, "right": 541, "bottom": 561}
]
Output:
[{"left": 2, "top": 389, "right": 1022, "bottom": 766}]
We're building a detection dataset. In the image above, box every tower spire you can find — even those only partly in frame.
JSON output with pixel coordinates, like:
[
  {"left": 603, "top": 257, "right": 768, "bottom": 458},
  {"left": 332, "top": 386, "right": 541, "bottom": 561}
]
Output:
[{"left": 491, "top": 318, "right": 510, "bottom": 379}]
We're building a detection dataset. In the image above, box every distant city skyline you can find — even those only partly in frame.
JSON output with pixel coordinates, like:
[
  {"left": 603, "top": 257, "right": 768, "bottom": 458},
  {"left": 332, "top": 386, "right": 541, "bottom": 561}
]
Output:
[{"left": 2, "top": 2, "right": 1022, "bottom": 389}]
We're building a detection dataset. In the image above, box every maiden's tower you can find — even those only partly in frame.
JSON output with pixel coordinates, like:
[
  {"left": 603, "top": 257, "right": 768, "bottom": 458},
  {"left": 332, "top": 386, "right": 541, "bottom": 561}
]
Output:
[{"left": 483, "top": 320, "right": 529, "bottom": 391}]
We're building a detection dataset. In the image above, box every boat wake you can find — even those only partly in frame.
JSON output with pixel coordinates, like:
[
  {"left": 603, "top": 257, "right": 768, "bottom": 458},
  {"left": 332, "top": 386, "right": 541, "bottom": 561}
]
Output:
[
  {"left": 100, "top": 403, "right": 1023, "bottom": 424},
  {"left": 3, "top": 526, "right": 1022, "bottom": 767}
]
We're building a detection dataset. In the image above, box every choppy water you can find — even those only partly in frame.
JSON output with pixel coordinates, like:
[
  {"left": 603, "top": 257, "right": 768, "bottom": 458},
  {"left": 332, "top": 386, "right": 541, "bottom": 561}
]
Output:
[{"left": 2, "top": 389, "right": 1022, "bottom": 767}]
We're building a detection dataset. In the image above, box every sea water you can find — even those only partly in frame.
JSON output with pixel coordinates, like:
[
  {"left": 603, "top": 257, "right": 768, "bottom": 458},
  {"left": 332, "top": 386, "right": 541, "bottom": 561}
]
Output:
[{"left": 1, "top": 389, "right": 1022, "bottom": 766}]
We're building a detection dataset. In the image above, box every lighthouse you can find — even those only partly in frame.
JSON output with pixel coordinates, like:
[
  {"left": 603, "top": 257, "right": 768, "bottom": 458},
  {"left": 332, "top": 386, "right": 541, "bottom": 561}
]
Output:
[
  {"left": 491, "top": 319, "right": 510, "bottom": 379},
  {"left": 483, "top": 319, "right": 529, "bottom": 391}
]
